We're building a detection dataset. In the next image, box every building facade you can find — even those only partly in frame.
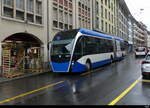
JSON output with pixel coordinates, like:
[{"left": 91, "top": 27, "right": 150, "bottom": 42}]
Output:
[
  {"left": 92, "top": 0, "right": 117, "bottom": 36},
  {"left": 147, "top": 31, "right": 150, "bottom": 49},
  {"left": 49, "top": 0, "right": 93, "bottom": 40},
  {"left": 117, "top": 0, "right": 129, "bottom": 42},
  {"left": 92, "top": 0, "right": 130, "bottom": 43},
  {"left": 0, "top": 0, "right": 93, "bottom": 77},
  {"left": 128, "top": 17, "right": 134, "bottom": 52},
  {"left": 0, "top": 0, "right": 48, "bottom": 76},
  {"left": 133, "top": 21, "right": 148, "bottom": 48},
  {"left": 49, "top": 0, "right": 74, "bottom": 39}
]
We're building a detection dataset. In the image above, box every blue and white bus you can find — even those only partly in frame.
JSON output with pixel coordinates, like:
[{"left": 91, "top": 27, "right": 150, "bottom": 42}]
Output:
[{"left": 49, "top": 28, "right": 127, "bottom": 73}]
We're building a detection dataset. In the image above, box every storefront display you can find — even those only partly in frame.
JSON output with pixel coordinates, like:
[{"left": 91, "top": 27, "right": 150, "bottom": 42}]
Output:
[{"left": 2, "top": 41, "right": 43, "bottom": 78}]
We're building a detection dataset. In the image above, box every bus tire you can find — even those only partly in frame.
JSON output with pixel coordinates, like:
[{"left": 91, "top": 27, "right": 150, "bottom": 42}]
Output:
[{"left": 86, "top": 60, "right": 91, "bottom": 71}]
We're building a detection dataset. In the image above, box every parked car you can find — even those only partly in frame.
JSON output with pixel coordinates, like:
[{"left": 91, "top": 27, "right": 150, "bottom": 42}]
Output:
[
  {"left": 135, "top": 47, "right": 147, "bottom": 58},
  {"left": 141, "top": 52, "right": 150, "bottom": 79}
]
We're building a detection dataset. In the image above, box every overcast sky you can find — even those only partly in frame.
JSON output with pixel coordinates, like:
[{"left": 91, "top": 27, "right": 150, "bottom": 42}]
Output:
[{"left": 125, "top": 0, "right": 150, "bottom": 31}]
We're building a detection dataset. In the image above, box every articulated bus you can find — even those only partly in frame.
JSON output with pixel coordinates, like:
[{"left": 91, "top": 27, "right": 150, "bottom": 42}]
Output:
[{"left": 49, "top": 28, "right": 127, "bottom": 73}]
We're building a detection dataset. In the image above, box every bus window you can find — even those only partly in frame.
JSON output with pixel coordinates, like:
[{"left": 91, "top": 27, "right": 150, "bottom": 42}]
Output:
[
  {"left": 106, "top": 40, "right": 114, "bottom": 52},
  {"left": 84, "top": 36, "right": 97, "bottom": 55},
  {"left": 121, "top": 41, "right": 125, "bottom": 51},
  {"left": 97, "top": 38, "right": 114, "bottom": 53},
  {"left": 73, "top": 37, "right": 84, "bottom": 61},
  {"left": 95, "top": 38, "right": 101, "bottom": 54},
  {"left": 99, "top": 38, "right": 107, "bottom": 53}
]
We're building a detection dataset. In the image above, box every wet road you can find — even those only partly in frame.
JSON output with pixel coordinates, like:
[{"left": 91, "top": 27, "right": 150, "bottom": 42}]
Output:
[{"left": 0, "top": 54, "right": 149, "bottom": 105}]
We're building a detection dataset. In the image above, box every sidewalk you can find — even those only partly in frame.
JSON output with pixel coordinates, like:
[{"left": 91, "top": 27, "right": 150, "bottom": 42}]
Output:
[{"left": 0, "top": 70, "right": 51, "bottom": 84}]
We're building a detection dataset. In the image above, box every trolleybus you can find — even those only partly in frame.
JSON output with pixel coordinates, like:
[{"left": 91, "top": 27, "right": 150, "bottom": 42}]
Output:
[{"left": 49, "top": 28, "right": 126, "bottom": 73}]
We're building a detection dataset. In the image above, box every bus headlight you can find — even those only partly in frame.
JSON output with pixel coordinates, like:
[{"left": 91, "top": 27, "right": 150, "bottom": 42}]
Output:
[{"left": 72, "top": 61, "right": 75, "bottom": 65}]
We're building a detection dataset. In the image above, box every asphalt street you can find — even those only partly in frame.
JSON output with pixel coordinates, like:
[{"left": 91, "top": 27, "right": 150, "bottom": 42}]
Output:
[{"left": 0, "top": 54, "right": 149, "bottom": 105}]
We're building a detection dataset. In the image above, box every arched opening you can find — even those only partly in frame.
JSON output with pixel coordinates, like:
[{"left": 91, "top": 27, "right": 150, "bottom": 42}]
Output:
[
  {"left": 3, "top": 32, "right": 43, "bottom": 44},
  {"left": 2, "top": 33, "right": 44, "bottom": 78}
]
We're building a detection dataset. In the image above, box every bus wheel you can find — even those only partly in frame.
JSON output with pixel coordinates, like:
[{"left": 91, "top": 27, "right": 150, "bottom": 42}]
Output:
[{"left": 86, "top": 61, "right": 91, "bottom": 71}]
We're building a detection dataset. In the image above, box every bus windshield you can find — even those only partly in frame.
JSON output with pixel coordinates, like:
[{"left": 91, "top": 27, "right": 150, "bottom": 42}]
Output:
[
  {"left": 50, "top": 30, "right": 78, "bottom": 63},
  {"left": 51, "top": 39, "right": 75, "bottom": 55}
]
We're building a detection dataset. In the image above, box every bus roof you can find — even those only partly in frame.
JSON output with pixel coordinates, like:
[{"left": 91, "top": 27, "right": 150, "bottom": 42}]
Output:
[
  {"left": 79, "top": 28, "right": 113, "bottom": 39},
  {"left": 79, "top": 28, "right": 124, "bottom": 41},
  {"left": 114, "top": 36, "right": 124, "bottom": 41}
]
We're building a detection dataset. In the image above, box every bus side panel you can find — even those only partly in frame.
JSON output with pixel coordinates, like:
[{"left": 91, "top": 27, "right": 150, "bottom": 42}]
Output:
[
  {"left": 115, "top": 40, "right": 122, "bottom": 59},
  {"left": 92, "top": 59, "right": 112, "bottom": 68},
  {"left": 72, "top": 53, "right": 113, "bottom": 72},
  {"left": 85, "top": 53, "right": 113, "bottom": 68},
  {"left": 71, "top": 62, "right": 87, "bottom": 72}
]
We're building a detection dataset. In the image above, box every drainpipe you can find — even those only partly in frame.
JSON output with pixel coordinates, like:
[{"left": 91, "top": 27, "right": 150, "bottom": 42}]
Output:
[
  {"left": 92, "top": 0, "right": 94, "bottom": 30},
  {"left": 47, "top": 0, "right": 50, "bottom": 69}
]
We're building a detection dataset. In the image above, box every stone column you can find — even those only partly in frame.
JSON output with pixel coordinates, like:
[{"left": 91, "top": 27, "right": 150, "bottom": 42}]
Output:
[{"left": 0, "top": 42, "right": 2, "bottom": 74}]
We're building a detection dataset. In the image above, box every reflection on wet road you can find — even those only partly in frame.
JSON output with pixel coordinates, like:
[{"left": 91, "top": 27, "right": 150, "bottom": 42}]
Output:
[{"left": 0, "top": 54, "right": 149, "bottom": 105}]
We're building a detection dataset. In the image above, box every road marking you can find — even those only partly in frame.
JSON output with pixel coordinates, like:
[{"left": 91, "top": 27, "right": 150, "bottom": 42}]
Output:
[
  {"left": 81, "top": 62, "right": 116, "bottom": 76},
  {"left": 108, "top": 77, "right": 141, "bottom": 105},
  {"left": 80, "top": 67, "right": 103, "bottom": 76},
  {"left": 0, "top": 81, "right": 64, "bottom": 104},
  {"left": 81, "top": 71, "right": 92, "bottom": 76},
  {"left": 142, "top": 79, "right": 150, "bottom": 83}
]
